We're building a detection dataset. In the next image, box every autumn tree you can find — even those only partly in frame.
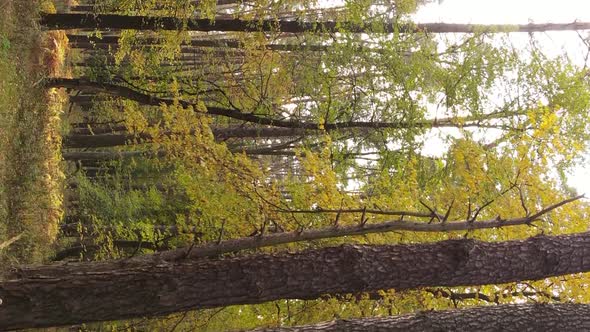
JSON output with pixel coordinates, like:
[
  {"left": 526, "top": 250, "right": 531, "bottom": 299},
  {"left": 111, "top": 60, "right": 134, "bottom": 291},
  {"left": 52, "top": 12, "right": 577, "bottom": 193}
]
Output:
[{"left": 26, "top": 0, "right": 590, "bottom": 330}]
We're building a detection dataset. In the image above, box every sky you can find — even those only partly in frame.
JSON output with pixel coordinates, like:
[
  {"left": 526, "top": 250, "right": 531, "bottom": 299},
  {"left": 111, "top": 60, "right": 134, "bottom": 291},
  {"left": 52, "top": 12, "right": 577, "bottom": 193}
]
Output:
[
  {"left": 414, "top": 0, "right": 590, "bottom": 24},
  {"left": 412, "top": 0, "right": 590, "bottom": 194}
]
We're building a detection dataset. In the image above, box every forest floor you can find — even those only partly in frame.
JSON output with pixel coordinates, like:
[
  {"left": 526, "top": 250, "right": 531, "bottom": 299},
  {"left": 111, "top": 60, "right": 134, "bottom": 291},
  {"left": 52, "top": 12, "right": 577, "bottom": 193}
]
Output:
[{"left": 0, "top": 0, "right": 68, "bottom": 267}]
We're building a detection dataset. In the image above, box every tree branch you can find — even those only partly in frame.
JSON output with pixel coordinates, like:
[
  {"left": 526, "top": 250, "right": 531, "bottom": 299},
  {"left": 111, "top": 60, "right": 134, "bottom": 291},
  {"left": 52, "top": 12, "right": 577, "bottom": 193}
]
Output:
[
  {"left": 154, "top": 195, "right": 583, "bottom": 260},
  {"left": 46, "top": 78, "right": 526, "bottom": 131}
]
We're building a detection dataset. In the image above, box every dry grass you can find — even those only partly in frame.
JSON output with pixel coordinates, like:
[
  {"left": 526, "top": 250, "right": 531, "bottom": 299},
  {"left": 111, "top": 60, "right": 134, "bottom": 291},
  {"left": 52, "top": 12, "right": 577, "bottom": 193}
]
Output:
[{"left": 0, "top": 0, "right": 67, "bottom": 267}]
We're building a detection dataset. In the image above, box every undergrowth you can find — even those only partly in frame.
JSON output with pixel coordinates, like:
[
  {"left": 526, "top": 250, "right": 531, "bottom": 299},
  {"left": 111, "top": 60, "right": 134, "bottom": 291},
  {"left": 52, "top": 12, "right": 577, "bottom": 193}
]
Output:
[{"left": 0, "top": 0, "right": 67, "bottom": 267}]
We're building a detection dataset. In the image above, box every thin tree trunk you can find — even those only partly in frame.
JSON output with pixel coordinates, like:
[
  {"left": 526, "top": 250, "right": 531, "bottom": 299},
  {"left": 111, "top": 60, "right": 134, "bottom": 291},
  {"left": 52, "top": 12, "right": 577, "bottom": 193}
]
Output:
[
  {"left": 61, "top": 147, "right": 294, "bottom": 160},
  {"left": 67, "top": 34, "right": 328, "bottom": 52},
  {"left": 60, "top": 222, "right": 202, "bottom": 237},
  {"left": 3, "top": 231, "right": 590, "bottom": 329},
  {"left": 81, "top": 51, "right": 242, "bottom": 63},
  {"left": 53, "top": 240, "right": 166, "bottom": 261},
  {"left": 250, "top": 303, "right": 590, "bottom": 332},
  {"left": 40, "top": 13, "right": 590, "bottom": 33},
  {"left": 69, "top": 124, "right": 127, "bottom": 135},
  {"left": 69, "top": 94, "right": 101, "bottom": 105},
  {"left": 62, "top": 150, "right": 152, "bottom": 160},
  {"left": 422, "top": 288, "right": 562, "bottom": 303},
  {"left": 333, "top": 288, "right": 562, "bottom": 303},
  {"left": 48, "top": 78, "right": 523, "bottom": 131},
  {"left": 65, "top": 182, "right": 170, "bottom": 192},
  {"left": 64, "top": 133, "right": 145, "bottom": 148},
  {"left": 63, "top": 127, "right": 324, "bottom": 148}
]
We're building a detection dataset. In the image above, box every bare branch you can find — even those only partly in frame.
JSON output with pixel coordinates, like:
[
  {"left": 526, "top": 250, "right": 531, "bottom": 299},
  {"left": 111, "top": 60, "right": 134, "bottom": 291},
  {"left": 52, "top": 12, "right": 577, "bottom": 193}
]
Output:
[
  {"left": 153, "top": 196, "right": 583, "bottom": 260},
  {"left": 420, "top": 199, "right": 442, "bottom": 223},
  {"left": 277, "top": 207, "right": 435, "bottom": 219},
  {"left": 527, "top": 194, "right": 585, "bottom": 221},
  {"left": 519, "top": 186, "right": 530, "bottom": 217},
  {"left": 0, "top": 232, "right": 24, "bottom": 251},
  {"left": 442, "top": 199, "right": 455, "bottom": 223},
  {"left": 469, "top": 182, "right": 518, "bottom": 222}
]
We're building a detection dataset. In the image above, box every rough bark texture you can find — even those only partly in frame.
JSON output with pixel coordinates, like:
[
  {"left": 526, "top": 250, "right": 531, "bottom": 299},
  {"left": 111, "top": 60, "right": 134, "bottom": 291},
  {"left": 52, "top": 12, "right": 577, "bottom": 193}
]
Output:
[
  {"left": 251, "top": 303, "right": 590, "bottom": 332},
  {"left": 40, "top": 13, "right": 590, "bottom": 34},
  {"left": 3, "top": 232, "right": 590, "bottom": 329}
]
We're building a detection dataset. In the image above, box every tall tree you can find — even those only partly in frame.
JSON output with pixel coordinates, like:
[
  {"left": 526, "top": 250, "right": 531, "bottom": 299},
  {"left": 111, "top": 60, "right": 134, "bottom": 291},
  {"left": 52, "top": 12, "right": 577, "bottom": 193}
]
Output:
[
  {"left": 4, "top": 231, "right": 590, "bottom": 329},
  {"left": 40, "top": 13, "right": 590, "bottom": 33},
  {"left": 44, "top": 1, "right": 590, "bottom": 330},
  {"left": 250, "top": 303, "right": 590, "bottom": 331}
]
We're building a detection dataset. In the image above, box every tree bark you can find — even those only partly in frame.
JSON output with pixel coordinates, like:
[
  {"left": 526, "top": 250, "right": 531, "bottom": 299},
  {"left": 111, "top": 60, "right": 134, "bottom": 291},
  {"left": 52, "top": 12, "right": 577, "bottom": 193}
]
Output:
[
  {"left": 3, "top": 231, "right": 590, "bottom": 329},
  {"left": 251, "top": 303, "right": 590, "bottom": 331},
  {"left": 63, "top": 127, "right": 323, "bottom": 148},
  {"left": 40, "top": 13, "right": 590, "bottom": 34}
]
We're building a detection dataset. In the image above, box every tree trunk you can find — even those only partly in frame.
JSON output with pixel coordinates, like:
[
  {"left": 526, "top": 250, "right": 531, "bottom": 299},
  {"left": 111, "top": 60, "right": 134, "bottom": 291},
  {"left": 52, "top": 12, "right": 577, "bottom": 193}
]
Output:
[
  {"left": 53, "top": 240, "right": 166, "bottom": 261},
  {"left": 67, "top": 34, "right": 327, "bottom": 52},
  {"left": 64, "top": 133, "right": 143, "bottom": 148},
  {"left": 251, "top": 303, "right": 590, "bottom": 331},
  {"left": 63, "top": 127, "right": 323, "bottom": 148},
  {"left": 3, "top": 231, "right": 590, "bottom": 329},
  {"left": 48, "top": 78, "right": 520, "bottom": 131},
  {"left": 40, "top": 13, "right": 590, "bottom": 34},
  {"left": 61, "top": 148, "right": 293, "bottom": 160},
  {"left": 60, "top": 221, "right": 202, "bottom": 237}
]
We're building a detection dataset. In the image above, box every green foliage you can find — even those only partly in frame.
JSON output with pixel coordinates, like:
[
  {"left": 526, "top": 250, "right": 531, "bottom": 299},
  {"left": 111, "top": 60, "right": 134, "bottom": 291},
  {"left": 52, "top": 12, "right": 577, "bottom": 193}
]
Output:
[
  {"left": 0, "top": 34, "right": 10, "bottom": 56},
  {"left": 0, "top": 0, "right": 65, "bottom": 267}
]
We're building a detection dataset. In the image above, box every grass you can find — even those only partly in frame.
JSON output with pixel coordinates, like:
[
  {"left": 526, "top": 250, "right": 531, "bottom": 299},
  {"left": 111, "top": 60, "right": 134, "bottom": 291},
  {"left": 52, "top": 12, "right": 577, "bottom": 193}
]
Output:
[{"left": 0, "top": 0, "right": 67, "bottom": 267}]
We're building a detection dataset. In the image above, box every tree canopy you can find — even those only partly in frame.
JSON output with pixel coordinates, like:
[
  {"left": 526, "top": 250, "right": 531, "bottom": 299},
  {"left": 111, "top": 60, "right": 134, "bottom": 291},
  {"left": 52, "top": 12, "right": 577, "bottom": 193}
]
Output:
[{"left": 3, "top": 0, "right": 590, "bottom": 330}]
